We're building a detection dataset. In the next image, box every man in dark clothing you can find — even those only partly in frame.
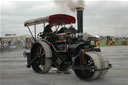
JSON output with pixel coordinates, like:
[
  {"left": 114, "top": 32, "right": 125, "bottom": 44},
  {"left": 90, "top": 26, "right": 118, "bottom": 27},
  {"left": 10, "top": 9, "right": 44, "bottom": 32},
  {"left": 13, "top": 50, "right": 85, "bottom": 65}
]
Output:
[
  {"left": 43, "top": 25, "right": 52, "bottom": 34},
  {"left": 41, "top": 24, "right": 52, "bottom": 38}
]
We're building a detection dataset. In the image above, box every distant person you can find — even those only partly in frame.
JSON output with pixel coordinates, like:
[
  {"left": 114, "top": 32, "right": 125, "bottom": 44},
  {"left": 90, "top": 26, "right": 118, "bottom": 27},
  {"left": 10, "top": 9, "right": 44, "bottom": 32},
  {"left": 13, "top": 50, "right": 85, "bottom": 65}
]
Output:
[{"left": 8, "top": 40, "right": 11, "bottom": 47}]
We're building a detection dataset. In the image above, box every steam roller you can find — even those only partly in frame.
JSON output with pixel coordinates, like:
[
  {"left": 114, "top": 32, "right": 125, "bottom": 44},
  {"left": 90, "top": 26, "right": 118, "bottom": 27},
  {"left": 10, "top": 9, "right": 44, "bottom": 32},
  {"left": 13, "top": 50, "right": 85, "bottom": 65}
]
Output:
[{"left": 23, "top": 7, "right": 112, "bottom": 80}]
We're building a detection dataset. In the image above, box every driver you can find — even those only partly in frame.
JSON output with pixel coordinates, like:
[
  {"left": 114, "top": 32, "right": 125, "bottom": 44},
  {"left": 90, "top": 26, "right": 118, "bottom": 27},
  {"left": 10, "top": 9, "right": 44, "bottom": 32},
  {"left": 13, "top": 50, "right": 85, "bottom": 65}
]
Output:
[
  {"left": 43, "top": 24, "right": 53, "bottom": 34},
  {"left": 41, "top": 24, "right": 53, "bottom": 38}
]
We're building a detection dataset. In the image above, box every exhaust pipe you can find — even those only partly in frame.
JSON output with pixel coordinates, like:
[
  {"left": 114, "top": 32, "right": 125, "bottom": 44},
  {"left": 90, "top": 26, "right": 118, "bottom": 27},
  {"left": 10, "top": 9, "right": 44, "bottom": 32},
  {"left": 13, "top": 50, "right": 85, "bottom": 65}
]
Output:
[{"left": 76, "top": 7, "right": 84, "bottom": 33}]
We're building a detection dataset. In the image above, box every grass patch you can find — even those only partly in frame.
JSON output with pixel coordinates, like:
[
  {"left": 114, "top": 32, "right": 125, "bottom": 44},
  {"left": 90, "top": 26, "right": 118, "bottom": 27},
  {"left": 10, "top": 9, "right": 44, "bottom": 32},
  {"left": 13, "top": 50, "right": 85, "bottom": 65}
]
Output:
[{"left": 96, "top": 40, "right": 128, "bottom": 46}]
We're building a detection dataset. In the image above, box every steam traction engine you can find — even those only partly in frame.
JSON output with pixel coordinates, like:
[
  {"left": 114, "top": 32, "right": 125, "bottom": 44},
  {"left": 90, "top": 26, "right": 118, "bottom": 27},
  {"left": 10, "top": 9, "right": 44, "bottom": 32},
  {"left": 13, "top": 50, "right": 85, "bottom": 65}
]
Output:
[{"left": 24, "top": 7, "right": 111, "bottom": 80}]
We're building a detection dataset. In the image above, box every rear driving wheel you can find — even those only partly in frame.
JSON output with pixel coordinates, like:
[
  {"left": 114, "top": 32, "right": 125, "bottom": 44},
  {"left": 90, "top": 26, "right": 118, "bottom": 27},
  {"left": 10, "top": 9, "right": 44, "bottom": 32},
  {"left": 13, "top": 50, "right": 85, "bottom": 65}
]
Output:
[{"left": 31, "top": 43, "right": 51, "bottom": 74}]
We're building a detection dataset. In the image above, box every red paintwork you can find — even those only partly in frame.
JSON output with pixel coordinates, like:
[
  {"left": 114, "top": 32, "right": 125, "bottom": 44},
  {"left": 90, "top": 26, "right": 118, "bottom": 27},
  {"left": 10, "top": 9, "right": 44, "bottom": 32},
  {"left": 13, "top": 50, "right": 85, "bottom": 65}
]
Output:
[{"left": 49, "top": 14, "right": 76, "bottom": 26}]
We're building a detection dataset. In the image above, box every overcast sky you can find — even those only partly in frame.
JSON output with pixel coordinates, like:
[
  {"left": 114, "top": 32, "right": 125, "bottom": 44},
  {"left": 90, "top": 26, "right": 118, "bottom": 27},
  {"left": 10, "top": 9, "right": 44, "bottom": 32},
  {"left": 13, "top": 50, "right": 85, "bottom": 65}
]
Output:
[{"left": 1, "top": 0, "right": 128, "bottom": 37}]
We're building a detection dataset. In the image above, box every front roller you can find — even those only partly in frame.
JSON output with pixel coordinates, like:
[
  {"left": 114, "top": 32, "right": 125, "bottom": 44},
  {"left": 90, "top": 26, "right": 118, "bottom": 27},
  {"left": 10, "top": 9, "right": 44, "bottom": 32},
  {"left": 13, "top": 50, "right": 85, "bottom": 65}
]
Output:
[
  {"left": 73, "top": 51, "right": 111, "bottom": 80},
  {"left": 30, "top": 41, "right": 52, "bottom": 74}
]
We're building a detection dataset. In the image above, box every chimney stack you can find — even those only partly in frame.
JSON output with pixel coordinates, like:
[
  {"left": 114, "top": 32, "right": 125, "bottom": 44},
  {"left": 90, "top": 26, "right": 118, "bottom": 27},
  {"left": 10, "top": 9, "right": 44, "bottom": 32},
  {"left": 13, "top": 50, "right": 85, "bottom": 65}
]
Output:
[{"left": 76, "top": 7, "right": 84, "bottom": 33}]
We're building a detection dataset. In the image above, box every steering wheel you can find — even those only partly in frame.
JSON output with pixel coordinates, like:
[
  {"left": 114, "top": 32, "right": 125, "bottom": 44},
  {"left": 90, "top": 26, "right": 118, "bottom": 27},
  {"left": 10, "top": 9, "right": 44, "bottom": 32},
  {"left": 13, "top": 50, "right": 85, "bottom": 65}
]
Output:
[{"left": 37, "top": 32, "right": 44, "bottom": 39}]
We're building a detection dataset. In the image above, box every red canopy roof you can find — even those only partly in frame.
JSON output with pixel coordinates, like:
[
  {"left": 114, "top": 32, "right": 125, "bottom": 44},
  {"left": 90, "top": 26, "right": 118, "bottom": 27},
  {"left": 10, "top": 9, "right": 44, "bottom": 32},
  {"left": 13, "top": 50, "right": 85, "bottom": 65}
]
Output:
[
  {"left": 49, "top": 14, "right": 76, "bottom": 26},
  {"left": 24, "top": 14, "right": 76, "bottom": 27}
]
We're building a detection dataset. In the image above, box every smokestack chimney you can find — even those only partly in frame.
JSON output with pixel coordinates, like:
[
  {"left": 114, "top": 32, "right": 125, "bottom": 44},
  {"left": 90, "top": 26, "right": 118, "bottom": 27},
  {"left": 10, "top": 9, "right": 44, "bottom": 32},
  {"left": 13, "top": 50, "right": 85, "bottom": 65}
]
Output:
[{"left": 76, "top": 7, "right": 84, "bottom": 33}]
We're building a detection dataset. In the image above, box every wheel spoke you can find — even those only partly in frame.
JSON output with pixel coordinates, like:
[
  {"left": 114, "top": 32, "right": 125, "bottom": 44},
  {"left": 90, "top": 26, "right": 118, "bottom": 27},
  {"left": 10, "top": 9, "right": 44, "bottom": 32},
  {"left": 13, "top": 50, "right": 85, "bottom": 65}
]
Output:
[
  {"left": 39, "top": 47, "right": 43, "bottom": 54},
  {"left": 40, "top": 52, "right": 45, "bottom": 56}
]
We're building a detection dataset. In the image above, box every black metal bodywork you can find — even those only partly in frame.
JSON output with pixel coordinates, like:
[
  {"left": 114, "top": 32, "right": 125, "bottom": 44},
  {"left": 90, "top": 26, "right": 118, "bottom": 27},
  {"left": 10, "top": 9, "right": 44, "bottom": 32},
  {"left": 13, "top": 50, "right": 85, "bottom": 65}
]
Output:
[{"left": 26, "top": 29, "right": 101, "bottom": 70}]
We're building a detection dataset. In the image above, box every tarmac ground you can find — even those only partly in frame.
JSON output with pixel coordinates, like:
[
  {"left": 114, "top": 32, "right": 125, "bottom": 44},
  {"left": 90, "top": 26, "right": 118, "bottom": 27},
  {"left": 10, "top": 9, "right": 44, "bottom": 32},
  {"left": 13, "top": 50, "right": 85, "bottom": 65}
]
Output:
[{"left": 0, "top": 46, "right": 128, "bottom": 85}]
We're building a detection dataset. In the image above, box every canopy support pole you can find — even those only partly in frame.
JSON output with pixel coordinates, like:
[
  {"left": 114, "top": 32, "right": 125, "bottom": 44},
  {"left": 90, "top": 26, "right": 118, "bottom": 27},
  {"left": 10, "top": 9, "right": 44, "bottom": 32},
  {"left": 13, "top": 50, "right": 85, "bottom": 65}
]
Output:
[
  {"left": 34, "top": 25, "right": 36, "bottom": 42},
  {"left": 27, "top": 26, "right": 36, "bottom": 42}
]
